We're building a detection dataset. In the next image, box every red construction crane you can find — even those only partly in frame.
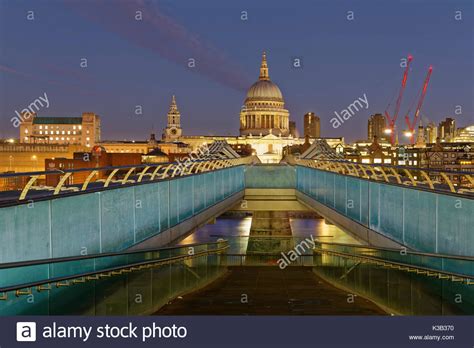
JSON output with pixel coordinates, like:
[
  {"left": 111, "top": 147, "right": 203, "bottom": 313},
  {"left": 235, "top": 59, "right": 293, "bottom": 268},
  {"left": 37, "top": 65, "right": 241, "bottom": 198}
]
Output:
[
  {"left": 385, "top": 55, "right": 413, "bottom": 145},
  {"left": 404, "top": 66, "right": 433, "bottom": 144}
]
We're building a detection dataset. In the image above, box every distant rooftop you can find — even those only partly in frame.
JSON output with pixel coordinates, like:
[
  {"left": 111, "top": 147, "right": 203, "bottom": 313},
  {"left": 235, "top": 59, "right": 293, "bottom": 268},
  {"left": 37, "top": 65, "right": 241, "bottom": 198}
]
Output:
[{"left": 33, "top": 117, "right": 82, "bottom": 125}]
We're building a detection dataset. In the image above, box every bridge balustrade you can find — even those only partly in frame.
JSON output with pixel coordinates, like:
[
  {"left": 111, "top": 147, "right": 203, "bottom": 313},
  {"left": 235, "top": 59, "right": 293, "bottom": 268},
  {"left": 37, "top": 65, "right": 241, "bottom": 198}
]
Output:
[
  {"left": 297, "top": 165, "right": 474, "bottom": 257},
  {"left": 0, "top": 165, "right": 244, "bottom": 263}
]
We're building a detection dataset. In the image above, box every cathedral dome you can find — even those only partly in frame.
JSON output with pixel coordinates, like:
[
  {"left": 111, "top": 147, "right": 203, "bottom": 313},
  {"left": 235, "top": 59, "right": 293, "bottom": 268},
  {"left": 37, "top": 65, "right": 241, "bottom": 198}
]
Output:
[
  {"left": 239, "top": 52, "right": 290, "bottom": 137},
  {"left": 246, "top": 80, "right": 283, "bottom": 102}
]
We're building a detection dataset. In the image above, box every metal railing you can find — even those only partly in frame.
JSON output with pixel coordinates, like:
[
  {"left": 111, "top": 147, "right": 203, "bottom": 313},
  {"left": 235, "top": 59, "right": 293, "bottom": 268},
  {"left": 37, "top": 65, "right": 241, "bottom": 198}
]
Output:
[
  {"left": 313, "top": 241, "right": 474, "bottom": 284},
  {"left": 0, "top": 241, "right": 228, "bottom": 300},
  {"left": 0, "top": 157, "right": 255, "bottom": 203},
  {"left": 296, "top": 158, "right": 474, "bottom": 195},
  {"left": 224, "top": 253, "right": 314, "bottom": 266}
]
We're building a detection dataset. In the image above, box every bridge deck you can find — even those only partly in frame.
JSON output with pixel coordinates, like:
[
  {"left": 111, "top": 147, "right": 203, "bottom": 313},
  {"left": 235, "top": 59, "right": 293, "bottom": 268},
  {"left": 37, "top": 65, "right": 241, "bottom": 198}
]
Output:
[{"left": 155, "top": 266, "right": 386, "bottom": 315}]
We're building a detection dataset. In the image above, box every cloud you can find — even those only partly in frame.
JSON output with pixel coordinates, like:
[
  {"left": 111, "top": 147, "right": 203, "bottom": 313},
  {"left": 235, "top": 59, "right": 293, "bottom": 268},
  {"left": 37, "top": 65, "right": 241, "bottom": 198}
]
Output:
[{"left": 64, "top": 0, "right": 252, "bottom": 92}]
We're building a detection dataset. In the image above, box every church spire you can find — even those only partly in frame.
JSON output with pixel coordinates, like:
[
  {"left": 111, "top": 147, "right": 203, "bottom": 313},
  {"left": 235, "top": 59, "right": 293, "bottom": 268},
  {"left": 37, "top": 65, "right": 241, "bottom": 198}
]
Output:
[
  {"left": 259, "top": 51, "right": 269, "bottom": 81},
  {"left": 169, "top": 95, "right": 179, "bottom": 113},
  {"left": 163, "top": 94, "right": 182, "bottom": 141}
]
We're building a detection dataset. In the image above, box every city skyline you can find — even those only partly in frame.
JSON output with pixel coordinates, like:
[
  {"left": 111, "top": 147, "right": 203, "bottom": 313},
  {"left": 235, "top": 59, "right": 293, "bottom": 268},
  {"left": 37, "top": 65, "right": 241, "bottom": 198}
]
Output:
[{"left": 1, "top": 0, "right": 473, "bottom": 142}]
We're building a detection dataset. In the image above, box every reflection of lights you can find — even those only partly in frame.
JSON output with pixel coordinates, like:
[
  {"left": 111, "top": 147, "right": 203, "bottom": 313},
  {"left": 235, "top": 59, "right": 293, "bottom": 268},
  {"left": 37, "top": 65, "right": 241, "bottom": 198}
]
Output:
[
  {"left": 179, "top": 233, "right": 198, "bottom": 245},
  {"left": 31, "top": 155, "right": 37, "bottom": 160},
  {"left": 238, "top": 216, "right": 252, "bottom": 232}
]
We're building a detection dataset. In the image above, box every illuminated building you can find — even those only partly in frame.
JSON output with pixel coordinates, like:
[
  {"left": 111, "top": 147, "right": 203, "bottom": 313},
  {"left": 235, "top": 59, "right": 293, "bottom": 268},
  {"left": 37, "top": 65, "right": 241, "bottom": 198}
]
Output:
[
  {"left": 438, "top": 117, "right": 456, "bottom": 142},
  {"left": 19, "top": 112, "right": 101, "bottom": 147},
  {"left": 453, "top": 125, "right": 474, "bottom": 142},
  {"left": 425, "top": 122, "right": 438, "bottom": 143},
  {"left": 304, "top": 112, "right": 320, "bottom": 138},
  {"left": 343, "top": 136, "right": 393, "bottom": 164},
  {"left": 367, "top": 113, "right": 387, "bottom": 142},
  {"left": 178, "top": 52, "right": 342, "bottom": 163},
  {"left": 162, "top": 95, "right": 183, "bottom": 141},
  {"left": 239, "top": 52, "right": 290, "bottom": 137}
]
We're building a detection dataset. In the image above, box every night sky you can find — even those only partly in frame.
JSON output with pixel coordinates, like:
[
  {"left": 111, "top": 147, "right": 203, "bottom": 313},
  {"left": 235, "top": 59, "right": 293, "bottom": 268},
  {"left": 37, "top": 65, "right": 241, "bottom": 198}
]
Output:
[{"left": 0, "top": 0, "right": 472, "bottom": 142}]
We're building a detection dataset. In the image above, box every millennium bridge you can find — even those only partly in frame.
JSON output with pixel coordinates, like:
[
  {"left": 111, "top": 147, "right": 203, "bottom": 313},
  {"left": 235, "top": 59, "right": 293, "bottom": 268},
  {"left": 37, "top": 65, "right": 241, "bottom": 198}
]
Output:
[{"left": 0, "top": 154, "right": 472, "bottom": 315}]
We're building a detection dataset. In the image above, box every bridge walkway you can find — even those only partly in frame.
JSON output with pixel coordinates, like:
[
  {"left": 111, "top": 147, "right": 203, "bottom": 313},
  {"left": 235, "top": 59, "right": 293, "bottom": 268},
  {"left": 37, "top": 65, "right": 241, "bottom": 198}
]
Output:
[{"left": 155, "top": 266, "right": 385, "bottom": 315}]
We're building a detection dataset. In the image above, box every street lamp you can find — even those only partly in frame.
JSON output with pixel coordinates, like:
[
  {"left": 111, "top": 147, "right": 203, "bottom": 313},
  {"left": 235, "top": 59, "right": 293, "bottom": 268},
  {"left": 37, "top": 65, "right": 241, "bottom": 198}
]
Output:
[{"left": 384, "top": 128, "right": 392, "bottom": 135}]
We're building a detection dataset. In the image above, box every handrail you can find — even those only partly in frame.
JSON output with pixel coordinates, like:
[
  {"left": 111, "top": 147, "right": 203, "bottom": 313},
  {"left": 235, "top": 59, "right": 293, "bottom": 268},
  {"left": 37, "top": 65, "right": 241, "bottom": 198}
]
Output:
[
  {"left": 0, "top": 240, "right": 228, "bottom": 270},
  {"left": 314, "top": 247, "right": 474, "bottom": 284},
  {"left": 313, "top": 240, "right": 474, "bottom": 261},
  {"left": 296, "top": 159, "right": 474, "bottom": 195},
  {"left": 1, "top": 157, "right": 254, "bottom": 203},
  {"left": 298, "top": 158, "right": 474, "bottom": 176},
  {"left": 0, "top": 160, "right": 207, "bottom": 179},
  {"left": 0, "top": 156, "right": 258, "bottom": 179},
  {"left": 0, "top": 244, "right": 229, "bottom": 295}
]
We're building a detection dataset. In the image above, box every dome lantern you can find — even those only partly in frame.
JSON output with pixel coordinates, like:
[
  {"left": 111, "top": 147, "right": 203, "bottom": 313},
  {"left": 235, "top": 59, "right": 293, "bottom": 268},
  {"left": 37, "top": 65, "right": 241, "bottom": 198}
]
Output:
[{"left": 259, "top": 51, "right": 269, "bottom": 81}]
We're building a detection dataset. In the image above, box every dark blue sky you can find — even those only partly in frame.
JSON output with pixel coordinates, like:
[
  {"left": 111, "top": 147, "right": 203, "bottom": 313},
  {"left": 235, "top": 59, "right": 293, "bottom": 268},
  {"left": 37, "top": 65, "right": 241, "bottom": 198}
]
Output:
[{"left": 0, "top": 0, "right": 472, "bottom": 142}]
